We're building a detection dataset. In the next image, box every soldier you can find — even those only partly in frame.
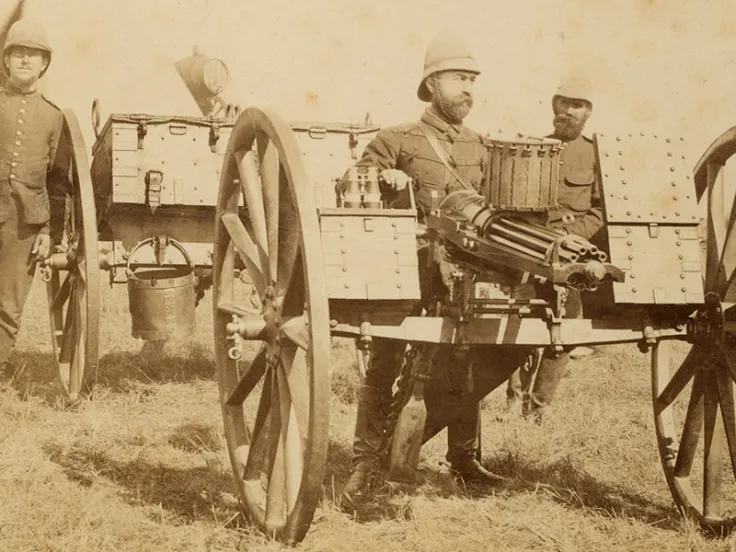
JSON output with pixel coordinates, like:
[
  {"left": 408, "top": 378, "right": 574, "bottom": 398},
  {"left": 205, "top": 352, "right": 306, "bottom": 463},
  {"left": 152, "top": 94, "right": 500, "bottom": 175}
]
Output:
[
  {"left": 503, "top": 74, "right": 603, "bottom": 421},
  {"left": 0, "top": 20, "right": 67, "bottom": 375},
  {"left": 341, "top": 31, "right": 517, "bottom": 509}
]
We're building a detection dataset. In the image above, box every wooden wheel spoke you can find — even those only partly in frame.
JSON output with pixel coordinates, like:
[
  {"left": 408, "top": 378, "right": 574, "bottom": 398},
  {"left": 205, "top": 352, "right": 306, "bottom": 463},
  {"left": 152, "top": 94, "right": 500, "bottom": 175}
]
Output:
[
  {"left": 50, "top": 273, "right": 72, "bottom": 311},
  {"left": 244, "top": 370, "right": 276, "bottom": 479},
  {"left": 226, "top": 347, "right": 267, "bottom": 406},
  {"left": 716, "top": 364, "right": 736, "bottom": 481},
  {"left": 235, "top": 150, "right": 269, "bottom": 257},
  {"left": 257, "top": 133, "right": 280, "bottom": 283},
  {"left": 280, "top": 316, "right": 309, "bottom": 351},
  {"left": 265, "top": 367, "right": 286, "bottom": 531},
  {"left": 275, "top": 355, "right": 303, "bottom": 514},
  {"left": 656, "top": 347, "right": 703, "bottom": 414},
  {"left": 276, "top": 173, "right": 301, "bottom": 297},
  {"left": 220, "top": 213, "right": 267, "bottom": 294},
  {"left": 279, "top": 343, "right": 310, "bottom": 447},
  {"left": 675, "top": 371, "right": 706, "bottom": 478},
  {"left": 703, "top": 370, "right": 725, "bottom": 518}
]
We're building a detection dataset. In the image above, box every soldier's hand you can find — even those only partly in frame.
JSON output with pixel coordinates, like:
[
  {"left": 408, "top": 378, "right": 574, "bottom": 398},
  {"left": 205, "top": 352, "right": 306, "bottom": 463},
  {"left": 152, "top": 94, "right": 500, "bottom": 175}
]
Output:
[
  {"left": 31, "top": 234, "right": 51, "bottom": 262},
  {"left": 379, "top": 169, "right": 412, "bottom": 191}
]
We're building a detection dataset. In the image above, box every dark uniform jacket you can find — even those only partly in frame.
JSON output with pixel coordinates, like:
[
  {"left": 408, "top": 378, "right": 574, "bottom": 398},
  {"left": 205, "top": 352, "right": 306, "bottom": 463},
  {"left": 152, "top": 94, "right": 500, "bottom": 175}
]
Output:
[
  {"left": 546, "top": 133, "right": 603, "bottom": 240},
  {"left": 355, "top": 107, "right": 486, "bottom": 219},
  {"left": 0, "top": 85, "right": 67, "bottom": 235}
]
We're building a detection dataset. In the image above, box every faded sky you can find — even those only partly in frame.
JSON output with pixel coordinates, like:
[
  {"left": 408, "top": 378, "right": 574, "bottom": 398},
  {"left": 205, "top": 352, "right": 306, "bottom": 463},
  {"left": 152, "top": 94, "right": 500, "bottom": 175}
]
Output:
[{"left": 6, "top": 0, "right": 736, "bottom": 164}]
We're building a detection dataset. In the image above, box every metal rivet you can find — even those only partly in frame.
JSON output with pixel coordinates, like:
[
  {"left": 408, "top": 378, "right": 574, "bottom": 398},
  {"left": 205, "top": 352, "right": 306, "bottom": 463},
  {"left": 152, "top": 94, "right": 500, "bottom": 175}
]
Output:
[
  {"left": 627, "top": 240, "right": 632, "bottom": 246},
  {"left": 626, "top": 210, "right": 631, "bottom": 215},
  {"left": 396, "top": 283, "right": 402, "bottom": 288},
  {"left": 622, "top": 180, "right": 627, "bottom": 185},
  {"left": 676, "top": 212, "right": 680, "bottom": 216},
  {"left": 680, "top": 274, "right": 685, "bottom": 279},
  {"left": 669, "top": 167, "right": 675, "bottom": 172},
  {"left": 626, "top": 228, "right": 631, "bottom": 233},
  {"left": 616, "top": 137, "right": 621, "bottom": 141},
  {"left": 666, "top": 138, "right": 671, "bottom": 143},
  {"left": 673, "top": 196, "right": 678, "bottom": 200},
  {"left": 342, "top": 267, "right": 348, "bottom": 272},
  {"left": 341, "top": 248, "right": 347, "bottom": 253},
  {"left": 675, "top": 229, "right": 680, "bottom": 234},
  {"left": 392, "top": 222, "right": 397, "bottom": 227},
  {"left": 393, "top": 236, "right": 399, "bottom": 240},
  {"left": 620, "top": 166, "right": 625, "bottom": 171},
  {"left": 394, "top": 249, "right": 399, "bottom": 254},
  {"left": 676, "top": 241, "right": 681, "bottom": 246},
  {"left": 681, "top": 287, "right": 687, "bottom": 292},
  {"left": 340, "top": 234, "right": 344, "bottom": 238},
  {"left": 630, "top": 273, "right": 636, "bottom": 279},
  {"left": 628, "top": 254, "right": 634, "bottom": 260},
  {"left": 605, "top": 153, "right": 609, "bottom": 157},
  {"left": 395, "top": 268, "right": 401, "bottom": 274},
  {"left": 678, "top": 255, "right": 683, "bottom": 259},
  {"left": 618, "top": 151, "right": 623, "bottom": 155},
  {"left": 667, "top": 152, "right": 672, "bottom": 156},
  {"left": 344, "top": 283, "right": 350, "bottom": 288},
  {"left": 604, "top": 174, "right": 609, "bottom": 178},
  {"left": 632, "top": 287, "right": 637, "bottom": 292},
  {"left": 671, "top": 182, "right": 676, "bottom": 187},
  {"left": 624, "top": 195, "right": 628, "bottom": 200},
  {"left": 640, "top": 132, "right": 645, "bottom": 136}
]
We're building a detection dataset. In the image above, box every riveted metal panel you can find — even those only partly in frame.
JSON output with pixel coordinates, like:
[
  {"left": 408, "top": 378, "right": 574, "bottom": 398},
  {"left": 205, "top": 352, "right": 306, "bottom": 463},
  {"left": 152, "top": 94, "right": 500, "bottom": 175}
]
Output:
[
  {"left": 319, "top": 210, "right": 421, "bottom": 300},
  {"left": 608, "top": 224, "right": 704, "bottom": 304},
  {"left": 594, "top": 131, "right": 699, "bottom": 224}
]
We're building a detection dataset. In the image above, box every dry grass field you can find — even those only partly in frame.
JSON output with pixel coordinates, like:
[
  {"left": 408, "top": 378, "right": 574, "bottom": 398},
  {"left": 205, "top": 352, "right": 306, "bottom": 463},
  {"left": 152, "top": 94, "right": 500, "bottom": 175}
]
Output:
[{"left": 2, "top": 274, "right": 736, "bottom": 552}]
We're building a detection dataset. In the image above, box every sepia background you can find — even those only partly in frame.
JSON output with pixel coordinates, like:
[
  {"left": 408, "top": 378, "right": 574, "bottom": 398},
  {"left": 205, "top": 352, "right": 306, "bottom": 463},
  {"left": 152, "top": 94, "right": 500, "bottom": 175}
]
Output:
[{"left": 4, "top": 0, "right": 736, "bottom": 165}]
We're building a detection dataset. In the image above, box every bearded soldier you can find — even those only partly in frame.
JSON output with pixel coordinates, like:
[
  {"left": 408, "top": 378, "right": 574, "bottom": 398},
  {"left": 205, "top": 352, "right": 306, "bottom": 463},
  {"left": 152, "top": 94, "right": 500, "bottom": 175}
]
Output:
[
  {"left": 341, "top": 31, "right": 523, "bottom": 509},
  {"left": 503, "top": 75, "right": 603, "bottom": 421},
  {"left": 0, "top": 20, "right": 68, "bottom": 376}
]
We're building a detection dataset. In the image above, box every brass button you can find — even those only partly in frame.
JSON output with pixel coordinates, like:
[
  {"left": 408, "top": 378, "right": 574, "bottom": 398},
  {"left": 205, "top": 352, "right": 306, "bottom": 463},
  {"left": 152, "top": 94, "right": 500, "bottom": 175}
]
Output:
[
  {"left": 17, "top": 119, "right": 24, "bottom": 124},
  {"left": 14, "top": 140, "right": 21, "bottom": 146},
  {"left": 19, "top": 108, "right": 26, "bottom": 114},
  {"left": 16, "top": 130, "right": 22, "bottom": 136}
]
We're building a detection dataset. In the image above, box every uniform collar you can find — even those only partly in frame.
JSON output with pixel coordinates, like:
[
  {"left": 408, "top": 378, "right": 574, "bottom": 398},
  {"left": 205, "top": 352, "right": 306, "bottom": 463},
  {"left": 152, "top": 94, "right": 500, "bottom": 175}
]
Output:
[
  {"left": 421, "top": 107, "right": 464, "bottom": 139},
  {"left": 549, "top": 131, "right": 586, "bottom": 145},
  {"left": 4, "top": 81, "right": 41, "bottom": 97}
]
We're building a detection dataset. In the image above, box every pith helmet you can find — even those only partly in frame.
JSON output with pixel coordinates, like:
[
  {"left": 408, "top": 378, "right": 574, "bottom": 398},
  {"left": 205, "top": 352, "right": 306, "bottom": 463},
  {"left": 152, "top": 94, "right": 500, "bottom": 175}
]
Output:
[
  {"left": 3, "top": 19, "right": 52, "bottom": 76},
  {"left": 417, "top": 30, "right": 480, "bottom": 102},
  {"left": 553, "top": 72, "right": 594, "bottom": 108}
]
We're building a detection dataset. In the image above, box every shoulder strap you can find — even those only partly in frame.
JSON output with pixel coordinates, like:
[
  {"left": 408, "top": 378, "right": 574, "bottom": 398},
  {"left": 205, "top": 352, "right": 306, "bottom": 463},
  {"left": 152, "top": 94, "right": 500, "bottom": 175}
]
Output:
[{"left": 418, "top": 121, "right": 473, "bottom": 191}]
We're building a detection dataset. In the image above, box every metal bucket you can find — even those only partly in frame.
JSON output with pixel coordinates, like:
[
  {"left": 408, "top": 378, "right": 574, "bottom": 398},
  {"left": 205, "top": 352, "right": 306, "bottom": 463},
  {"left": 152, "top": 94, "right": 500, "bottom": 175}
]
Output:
[{"left": 128, "top": 266, "right": 196, "bottom": 340}]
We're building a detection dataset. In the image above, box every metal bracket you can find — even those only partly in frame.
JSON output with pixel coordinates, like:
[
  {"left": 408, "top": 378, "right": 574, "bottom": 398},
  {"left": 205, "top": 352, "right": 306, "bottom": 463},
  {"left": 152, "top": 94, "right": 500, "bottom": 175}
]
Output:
[
  {"left": 209, "top": 123, "right": 220, "bottom": 153},
  {"left": 137, "top": 121, "right": 148, "bottom": 149},
  {"left": 145, "top": 170, "right": 163, "bottom": 214},
  {"left": 153, "top": 235, "right": 169, "bottom": 266}
]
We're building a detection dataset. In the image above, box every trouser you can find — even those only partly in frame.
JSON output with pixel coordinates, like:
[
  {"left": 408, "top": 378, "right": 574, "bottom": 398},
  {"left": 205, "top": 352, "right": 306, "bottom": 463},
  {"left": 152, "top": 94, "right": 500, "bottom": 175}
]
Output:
[
  {"left": 352, "top": 336, "right": 527, "bottom": 470},
  {"left": 0, "top": 202, "right": 41, "bottom": 365},
  {"left": 505, "top": 284, "right": 582, "bottom": 415}
]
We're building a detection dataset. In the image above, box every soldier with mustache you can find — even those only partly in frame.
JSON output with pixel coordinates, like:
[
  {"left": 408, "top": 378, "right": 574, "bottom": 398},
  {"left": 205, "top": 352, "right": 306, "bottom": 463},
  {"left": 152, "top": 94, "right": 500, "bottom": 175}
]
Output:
[
  {"left": 0, "top": 20, "right": 68, "bottom": 378},
  {"left": 340, "top": 30, "right": 521, "bottom": 510},
  {"left": 502, "top": 75, "right": 603, "bottom": 422}
]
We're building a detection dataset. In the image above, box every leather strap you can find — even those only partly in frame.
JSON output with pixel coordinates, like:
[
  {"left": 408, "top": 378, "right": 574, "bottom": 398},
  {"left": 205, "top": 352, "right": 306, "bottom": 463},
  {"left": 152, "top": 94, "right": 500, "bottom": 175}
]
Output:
[{"left": 418, "top": 122, "right": 473, "bottom": 191}]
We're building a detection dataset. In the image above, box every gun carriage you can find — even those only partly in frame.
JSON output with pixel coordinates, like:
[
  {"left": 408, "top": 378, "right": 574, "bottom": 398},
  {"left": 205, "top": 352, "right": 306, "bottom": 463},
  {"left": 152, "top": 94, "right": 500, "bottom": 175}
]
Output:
[{"left": 40, "top": 56, "right": 736, "bottom": 544}]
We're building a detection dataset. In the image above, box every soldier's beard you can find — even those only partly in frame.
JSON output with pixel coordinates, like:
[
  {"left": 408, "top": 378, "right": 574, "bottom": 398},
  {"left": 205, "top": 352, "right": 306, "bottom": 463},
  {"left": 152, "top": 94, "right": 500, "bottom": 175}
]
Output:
[
  {"left": 434, "top": 93, "right": 473, "bottom": 124},
  {"left": 553, "top": 114, "right": 586, "bottom": 141}
]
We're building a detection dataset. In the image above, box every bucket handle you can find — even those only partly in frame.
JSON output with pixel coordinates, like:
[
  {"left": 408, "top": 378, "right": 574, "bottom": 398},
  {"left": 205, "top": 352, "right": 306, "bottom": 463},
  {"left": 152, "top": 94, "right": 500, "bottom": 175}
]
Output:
[{"left": 125, "top": 237, "right": 194, "bottom": 279}]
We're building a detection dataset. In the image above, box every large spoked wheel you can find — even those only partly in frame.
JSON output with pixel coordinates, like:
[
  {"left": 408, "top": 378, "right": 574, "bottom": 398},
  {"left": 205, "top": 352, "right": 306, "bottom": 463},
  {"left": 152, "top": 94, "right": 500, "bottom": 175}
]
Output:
[
  {"left": 46, "top": 111, "right": 100, "bottom": 405},
  {"left": 652, "top": 128, "right": 736, "bottom": 533},
  {"left": 212, "top": 107, "right": 331, "bottom": 544}
]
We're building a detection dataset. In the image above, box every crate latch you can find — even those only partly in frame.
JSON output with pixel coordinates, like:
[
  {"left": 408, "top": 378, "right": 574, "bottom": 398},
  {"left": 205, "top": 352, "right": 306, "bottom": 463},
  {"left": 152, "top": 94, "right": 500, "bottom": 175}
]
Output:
[
  {"left": 145, "top": 170, "right": 163, "bottom": 214},
  {"left": 209, "top": 123, "right": 220, "bottom": 153}
]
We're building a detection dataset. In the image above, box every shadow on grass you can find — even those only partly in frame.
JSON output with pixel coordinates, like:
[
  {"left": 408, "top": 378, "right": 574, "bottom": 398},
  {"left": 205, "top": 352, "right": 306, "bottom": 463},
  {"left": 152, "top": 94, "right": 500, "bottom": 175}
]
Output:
[
  {"left": 95, "top": 341, "right": 216, "bottom": 390},
  {"left": 43, "top": 440, "right": 246, "bottom": 529},
  {"left": 5, "top": 341, "right": 216, "bottom": 405},
  {"left": 328, "top": 435, "right": 684, "bottom": 531}
]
